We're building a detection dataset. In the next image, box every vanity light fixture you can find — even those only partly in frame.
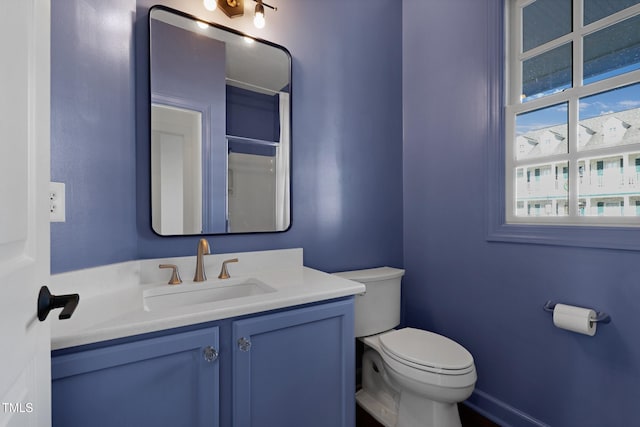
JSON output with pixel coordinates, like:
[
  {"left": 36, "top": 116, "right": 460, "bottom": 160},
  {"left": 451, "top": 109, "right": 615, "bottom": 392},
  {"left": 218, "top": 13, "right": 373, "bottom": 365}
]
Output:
[{"left": 203, "top": 0, "right": 277, "bottom": 28}]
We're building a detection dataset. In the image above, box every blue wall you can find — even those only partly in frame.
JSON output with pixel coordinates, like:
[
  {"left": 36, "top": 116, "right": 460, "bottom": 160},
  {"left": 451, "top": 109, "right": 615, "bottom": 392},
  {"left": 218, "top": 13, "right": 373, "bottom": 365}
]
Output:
[
  {"left": 51, "top": 0, "right": 404, "bottom": 274},
  {"left": 51, "top": 0, "right": 138, "bottom": 272},
  {"left": 403, "top": 1, "right": 640, "bottom": 425}
]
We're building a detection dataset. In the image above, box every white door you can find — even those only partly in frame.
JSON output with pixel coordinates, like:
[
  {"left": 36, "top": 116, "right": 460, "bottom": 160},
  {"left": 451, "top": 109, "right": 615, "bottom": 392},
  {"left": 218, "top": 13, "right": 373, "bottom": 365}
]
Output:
[
  {"left": 151, "top": 104, "right": 203, "bottom": 235},
  {"left": 0, "top": 1, "right": 52, "bottom": 426}
]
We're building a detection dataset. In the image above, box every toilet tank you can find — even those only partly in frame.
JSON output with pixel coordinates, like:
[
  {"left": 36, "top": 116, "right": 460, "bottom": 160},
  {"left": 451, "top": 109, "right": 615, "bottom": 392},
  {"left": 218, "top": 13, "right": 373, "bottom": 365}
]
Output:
[{"left": 333, "top": 267, "right": 405, "bottom": 338}]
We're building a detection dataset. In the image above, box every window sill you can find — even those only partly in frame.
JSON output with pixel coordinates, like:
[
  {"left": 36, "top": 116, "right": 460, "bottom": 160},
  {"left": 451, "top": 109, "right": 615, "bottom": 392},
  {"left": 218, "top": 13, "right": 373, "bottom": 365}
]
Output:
[{"left": 487, "top": 221, "right": 640, "bottom": 251}]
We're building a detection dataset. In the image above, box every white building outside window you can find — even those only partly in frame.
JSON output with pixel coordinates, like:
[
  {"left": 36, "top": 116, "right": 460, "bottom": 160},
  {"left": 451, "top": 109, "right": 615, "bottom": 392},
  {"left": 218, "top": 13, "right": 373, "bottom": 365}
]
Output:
[{"left": 505, "top": 0, "right": 640, "bottom": 226}]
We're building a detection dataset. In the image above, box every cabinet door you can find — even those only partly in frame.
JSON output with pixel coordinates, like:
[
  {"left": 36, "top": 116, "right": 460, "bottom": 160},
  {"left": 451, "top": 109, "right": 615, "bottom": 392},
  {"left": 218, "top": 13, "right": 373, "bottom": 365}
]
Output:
[
  {"left": 52, "top": 327, "right": 219, "bottom": 427},
  {"left": 233, "top": 299, "right": 355, "bottom": 427}
]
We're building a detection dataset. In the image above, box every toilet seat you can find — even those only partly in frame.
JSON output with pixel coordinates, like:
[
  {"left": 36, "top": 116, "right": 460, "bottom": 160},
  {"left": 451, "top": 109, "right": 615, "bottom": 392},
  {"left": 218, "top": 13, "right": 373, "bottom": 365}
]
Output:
[{"left": 379, "top": 328, "right": 474, "bottom": 375}]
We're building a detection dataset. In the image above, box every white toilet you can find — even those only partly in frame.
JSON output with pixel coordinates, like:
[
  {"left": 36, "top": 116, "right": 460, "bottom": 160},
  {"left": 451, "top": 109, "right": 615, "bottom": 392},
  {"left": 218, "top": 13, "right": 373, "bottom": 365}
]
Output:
[{"left": 333, "top": 267, "right": 476, "bottom": 427}]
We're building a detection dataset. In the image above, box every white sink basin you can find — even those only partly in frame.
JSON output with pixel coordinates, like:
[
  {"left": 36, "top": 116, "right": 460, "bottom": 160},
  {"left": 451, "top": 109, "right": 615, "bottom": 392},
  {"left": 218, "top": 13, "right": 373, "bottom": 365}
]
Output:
[{"left": 143, "top": 278, "right": 276, "bottom": 311}]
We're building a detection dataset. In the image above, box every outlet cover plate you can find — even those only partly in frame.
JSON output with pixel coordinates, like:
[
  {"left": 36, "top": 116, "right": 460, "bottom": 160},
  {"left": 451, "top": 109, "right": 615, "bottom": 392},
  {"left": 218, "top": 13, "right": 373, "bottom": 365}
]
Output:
[{"left": 49, "top": 182, "right": 65, "bottom": 222}]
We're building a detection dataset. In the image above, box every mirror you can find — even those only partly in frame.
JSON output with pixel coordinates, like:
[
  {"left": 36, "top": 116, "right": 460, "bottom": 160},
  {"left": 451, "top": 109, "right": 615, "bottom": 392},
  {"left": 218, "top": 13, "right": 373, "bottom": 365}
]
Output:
[{"left": 149, "top": 6, "right": 291, "bottom": 235}]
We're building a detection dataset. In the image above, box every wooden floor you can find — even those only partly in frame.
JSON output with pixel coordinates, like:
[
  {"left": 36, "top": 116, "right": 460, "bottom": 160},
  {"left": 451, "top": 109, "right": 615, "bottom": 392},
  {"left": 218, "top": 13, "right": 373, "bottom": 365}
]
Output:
[{"left": 356, "top": 402, "right": 500, "bottom": 427}]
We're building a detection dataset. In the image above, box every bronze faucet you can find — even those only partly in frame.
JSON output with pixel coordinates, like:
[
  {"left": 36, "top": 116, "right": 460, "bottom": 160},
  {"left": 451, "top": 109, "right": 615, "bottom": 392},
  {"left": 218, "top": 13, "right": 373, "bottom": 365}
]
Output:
[{"left": 194, "top": 238, "right": 210, "bottom": 282}]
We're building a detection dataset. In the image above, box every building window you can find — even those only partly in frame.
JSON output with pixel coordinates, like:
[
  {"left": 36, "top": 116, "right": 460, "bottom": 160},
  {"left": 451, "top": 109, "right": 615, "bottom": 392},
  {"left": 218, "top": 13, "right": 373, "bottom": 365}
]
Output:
[{"left": 505, "top": 0, "right": 640, "bottom": 226}]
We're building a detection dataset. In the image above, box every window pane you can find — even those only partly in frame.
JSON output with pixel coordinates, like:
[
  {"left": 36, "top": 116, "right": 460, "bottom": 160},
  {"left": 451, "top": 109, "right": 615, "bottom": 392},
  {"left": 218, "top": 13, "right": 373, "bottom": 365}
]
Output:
[
  {"left": 584, "top": 0, "right": 640, "bottom": 25},
  {"left": 523, "top": 0, "right": 572, "bottom": 52},
  {"left": 578, "top": 154, "right": 640, "bottom": 216},
  {"left": 584, "top": 14, "right": 640, "bottom": 84},
  {"left": 515, "top": 162, "right": 569, "bottom": 217},
  {"left": 523, "top": 43, "right": 572, "bottom": 102},
  {"left": 515, "top": 103, "right": 568, "bottom": 160},
  {"left": 578, "top": 83, "right": 640, "bottom": 151}
]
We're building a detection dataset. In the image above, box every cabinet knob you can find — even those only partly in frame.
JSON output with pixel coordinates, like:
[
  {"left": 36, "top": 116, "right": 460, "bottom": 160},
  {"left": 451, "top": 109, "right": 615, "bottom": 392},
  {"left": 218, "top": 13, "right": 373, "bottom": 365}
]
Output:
[
  {"left": 237, "top": 337, "right": 252, "bottom": 352},
  {"left": 203, "top": 346, "right": 218, "bottom": 363}
]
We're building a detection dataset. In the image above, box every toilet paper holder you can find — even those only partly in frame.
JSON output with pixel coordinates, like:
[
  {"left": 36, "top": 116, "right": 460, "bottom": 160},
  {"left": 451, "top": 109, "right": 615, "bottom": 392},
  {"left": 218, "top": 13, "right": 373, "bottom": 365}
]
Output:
[{"left": 543, "top": 301, "right": 611, "bottom": 324}]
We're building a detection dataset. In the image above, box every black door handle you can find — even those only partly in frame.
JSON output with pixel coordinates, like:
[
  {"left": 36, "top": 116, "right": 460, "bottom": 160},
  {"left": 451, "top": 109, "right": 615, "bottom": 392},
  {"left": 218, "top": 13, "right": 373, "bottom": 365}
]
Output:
[{"left": 37, "top": 286, "right": 80, "bottom": 321}]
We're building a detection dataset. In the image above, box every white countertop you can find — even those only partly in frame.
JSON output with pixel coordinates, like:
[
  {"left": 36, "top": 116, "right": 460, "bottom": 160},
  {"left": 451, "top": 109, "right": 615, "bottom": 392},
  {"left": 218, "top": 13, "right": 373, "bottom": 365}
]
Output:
[{"left": 49, "top": 248, "right": 365, "bottom": 350}]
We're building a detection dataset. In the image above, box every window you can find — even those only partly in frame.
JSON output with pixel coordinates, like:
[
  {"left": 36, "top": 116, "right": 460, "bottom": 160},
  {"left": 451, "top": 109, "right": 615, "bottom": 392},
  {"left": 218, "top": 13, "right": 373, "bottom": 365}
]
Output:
[{"left": 505, "top": 0, "right": 640, "bottom": 226}]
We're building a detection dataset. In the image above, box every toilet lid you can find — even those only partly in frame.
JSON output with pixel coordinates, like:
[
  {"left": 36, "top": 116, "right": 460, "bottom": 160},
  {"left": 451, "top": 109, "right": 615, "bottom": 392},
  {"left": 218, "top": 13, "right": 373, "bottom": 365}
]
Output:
[{"left": 379, "top": 328, "right": 474, "bottom": 372}]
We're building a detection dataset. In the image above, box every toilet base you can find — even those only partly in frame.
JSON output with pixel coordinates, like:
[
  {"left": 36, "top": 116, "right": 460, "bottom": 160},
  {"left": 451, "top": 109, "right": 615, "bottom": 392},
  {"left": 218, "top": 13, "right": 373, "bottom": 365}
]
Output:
[
  {"left": 357, "top": 387, "right": 463, "bottom": 427},
  {"left": 356, "top": 389, "right": 398, "bottom": 427},
  {"left": 396, "top": 390, "right": 462, "bottom": 427}
]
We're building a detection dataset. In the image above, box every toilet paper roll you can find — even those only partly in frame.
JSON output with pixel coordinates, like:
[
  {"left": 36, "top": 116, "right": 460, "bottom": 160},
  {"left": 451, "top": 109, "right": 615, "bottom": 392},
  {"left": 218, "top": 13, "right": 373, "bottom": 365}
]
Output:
[{"left": 552, "top": 303, "right": 597, "bottom": 336}]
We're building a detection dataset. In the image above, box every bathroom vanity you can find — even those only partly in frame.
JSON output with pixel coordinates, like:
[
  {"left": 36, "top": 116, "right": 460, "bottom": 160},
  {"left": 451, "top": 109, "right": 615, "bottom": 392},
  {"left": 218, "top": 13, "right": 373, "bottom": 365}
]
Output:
[{"left": 49, "top": 249, "right": 364, "bottom": 427}]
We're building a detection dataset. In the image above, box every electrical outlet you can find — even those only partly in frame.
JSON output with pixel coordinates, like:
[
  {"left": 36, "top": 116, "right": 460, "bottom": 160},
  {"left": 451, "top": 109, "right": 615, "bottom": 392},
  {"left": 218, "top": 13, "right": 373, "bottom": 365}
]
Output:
[{"left": 49, "top": 182, "right": 66, "bottom": 222}]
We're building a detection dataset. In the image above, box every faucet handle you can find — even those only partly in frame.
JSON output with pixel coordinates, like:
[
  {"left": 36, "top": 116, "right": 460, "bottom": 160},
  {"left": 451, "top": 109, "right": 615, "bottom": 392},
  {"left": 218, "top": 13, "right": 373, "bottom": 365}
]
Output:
[
  {"left": 159, "top": 264, "right": 182, "bottom": 285},
  {"left": 218, "top": 258, "right": 239, "bottom": 279}
]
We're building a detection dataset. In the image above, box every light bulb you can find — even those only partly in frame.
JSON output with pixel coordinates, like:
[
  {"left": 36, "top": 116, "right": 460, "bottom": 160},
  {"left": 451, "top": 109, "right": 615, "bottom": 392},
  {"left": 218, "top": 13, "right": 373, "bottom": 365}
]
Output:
[
  {"left": 254, "top": 3, "right": 265, "bottom": 28},
  {"left": 254, "top": 11, "right": 265, "bottom": 28},
  {"left": 203, "top": 0, "right": 217, "bottom": 11},
  {"left": 197, "top": 21, "right": 209, "bottom": 29}
]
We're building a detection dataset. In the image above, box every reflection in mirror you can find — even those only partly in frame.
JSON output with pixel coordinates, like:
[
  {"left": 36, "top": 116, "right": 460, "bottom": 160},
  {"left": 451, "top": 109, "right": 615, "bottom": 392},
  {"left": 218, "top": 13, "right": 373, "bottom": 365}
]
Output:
[{"left": 149, "top": 6, "right": 291, "bottom": 235}]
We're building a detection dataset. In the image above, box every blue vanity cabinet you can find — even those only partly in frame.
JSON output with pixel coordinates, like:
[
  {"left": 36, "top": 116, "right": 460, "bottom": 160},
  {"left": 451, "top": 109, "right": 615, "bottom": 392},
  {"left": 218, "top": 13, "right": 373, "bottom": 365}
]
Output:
[
  {"left": 51, "top": 298, "right": 356, "bottom": 427},
  {"left": 51, "top": 327, "right": 220, "bottom": 427},
  {"left": 232, "top": 299, "right": 355, "bottom": 427}
]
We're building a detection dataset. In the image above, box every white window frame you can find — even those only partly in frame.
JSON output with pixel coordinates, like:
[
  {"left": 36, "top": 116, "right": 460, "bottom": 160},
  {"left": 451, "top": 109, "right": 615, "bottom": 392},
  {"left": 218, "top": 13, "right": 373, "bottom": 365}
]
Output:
[{"left": 505, "top": 0, "right": 640, "bottom": 227}]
